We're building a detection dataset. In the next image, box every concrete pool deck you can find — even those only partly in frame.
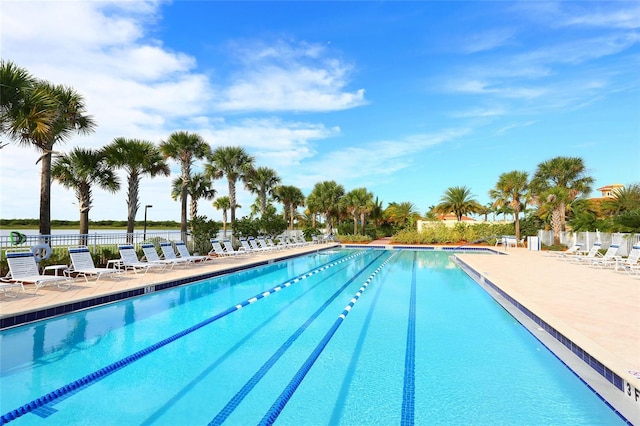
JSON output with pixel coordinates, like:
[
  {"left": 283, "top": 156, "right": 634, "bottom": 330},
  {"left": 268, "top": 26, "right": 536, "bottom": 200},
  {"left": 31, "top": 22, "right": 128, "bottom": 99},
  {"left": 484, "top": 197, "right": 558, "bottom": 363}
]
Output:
[{"left": 1, "top": 243, "right": 638, "bottom": 422}]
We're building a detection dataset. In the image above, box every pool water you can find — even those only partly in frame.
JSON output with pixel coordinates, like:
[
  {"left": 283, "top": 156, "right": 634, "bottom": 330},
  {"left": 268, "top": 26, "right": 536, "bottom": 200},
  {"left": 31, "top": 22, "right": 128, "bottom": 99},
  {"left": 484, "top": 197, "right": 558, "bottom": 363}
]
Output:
[{"left": 0, "top": 249, "right": 625, "bottom": 425}]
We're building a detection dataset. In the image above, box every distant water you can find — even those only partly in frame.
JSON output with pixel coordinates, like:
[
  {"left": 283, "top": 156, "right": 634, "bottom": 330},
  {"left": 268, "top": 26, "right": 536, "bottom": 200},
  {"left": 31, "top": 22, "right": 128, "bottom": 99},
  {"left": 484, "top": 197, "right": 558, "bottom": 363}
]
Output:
[{"left": 0, "top": 229, "right": 179, "bottom": 237}]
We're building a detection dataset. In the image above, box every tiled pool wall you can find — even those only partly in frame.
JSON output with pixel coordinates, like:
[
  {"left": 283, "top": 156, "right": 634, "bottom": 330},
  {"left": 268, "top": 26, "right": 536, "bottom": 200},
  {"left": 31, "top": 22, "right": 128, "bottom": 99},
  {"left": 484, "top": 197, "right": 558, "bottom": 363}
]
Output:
[
  {"left": 0, "top": 249, "right": 313, "bottom": 330},
  {"left": 454, "top": 256, "right": 638, "bottom": 423}
]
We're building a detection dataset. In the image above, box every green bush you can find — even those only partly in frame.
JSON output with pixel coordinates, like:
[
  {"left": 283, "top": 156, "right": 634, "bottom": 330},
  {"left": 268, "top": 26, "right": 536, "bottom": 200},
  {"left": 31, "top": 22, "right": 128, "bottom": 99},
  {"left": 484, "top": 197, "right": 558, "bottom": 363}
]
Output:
[
  {"left": 335, "top": 234, "right": 372, "bottom": 243},
  {"left": 391, "top": 222, "right": 516, "bottom": 245}
]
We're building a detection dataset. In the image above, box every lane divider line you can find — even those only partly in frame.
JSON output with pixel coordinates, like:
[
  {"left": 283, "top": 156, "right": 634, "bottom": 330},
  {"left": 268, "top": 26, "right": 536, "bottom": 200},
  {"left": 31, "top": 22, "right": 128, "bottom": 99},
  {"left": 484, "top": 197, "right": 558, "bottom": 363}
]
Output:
[
  {"left": 0, "top": 250, "right": 367, "bottom": 425},
  {"left": 259, "top": 251, "right": 399, "bottom": 426},
  {"left": 401, "top": 251, "right": 418, "bottom": 426},
  {"left": 208, "top": 251, "right": 387, "bottom": 426}
]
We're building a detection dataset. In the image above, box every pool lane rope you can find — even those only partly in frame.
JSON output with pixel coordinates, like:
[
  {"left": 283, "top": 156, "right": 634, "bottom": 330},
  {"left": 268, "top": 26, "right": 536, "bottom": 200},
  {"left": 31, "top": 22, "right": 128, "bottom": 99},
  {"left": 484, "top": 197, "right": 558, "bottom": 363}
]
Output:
[
  {"left": 0, "top": 250, "right": 367, "bottom": 425},
  {"left": 209, "top": 250, "right": 388, "bottom": 426},
  {"left": 259, "top": 250, "right": 399, "bottom": 426},
  {"left": 401, "top": 251, "right": 418, "bottom": 426}
]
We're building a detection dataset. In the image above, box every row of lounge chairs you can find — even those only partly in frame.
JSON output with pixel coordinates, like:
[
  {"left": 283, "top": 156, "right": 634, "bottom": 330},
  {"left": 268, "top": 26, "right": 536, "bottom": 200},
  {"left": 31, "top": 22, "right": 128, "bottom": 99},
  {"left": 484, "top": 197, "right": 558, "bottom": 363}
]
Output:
[
  {"left": 208, "top": 235, "right": 315, "bottom": 257},
  {"left": 1, "top": 235, "right": 336, "bottom": 296},
  {"left": 1, "top": 241, "right": 214, "bottom": 296},
  {"left": 547, "top": 242, "right": 640, "bottom": 275}
]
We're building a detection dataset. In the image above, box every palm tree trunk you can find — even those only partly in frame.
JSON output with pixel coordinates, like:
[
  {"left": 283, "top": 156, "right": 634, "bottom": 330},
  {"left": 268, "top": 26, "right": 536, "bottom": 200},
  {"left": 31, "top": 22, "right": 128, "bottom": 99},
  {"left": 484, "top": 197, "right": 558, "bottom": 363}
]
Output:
[
  {"left": 552, "top": 206, "right": 562, "bottom": 245},
  {"left": 229, "top": 179, "right": 237, "bottom": 225},
  {"left": 353, "top": 212, "right": 357, "bottom": 235},
  {"left": 180, "top": 171, "right": 189, "bottom": 242},
  {"left": 360, "top": 212, "right": 366, "bottom": 235},
  {"left": 514, "top": 204, "right": 521, "bottom": 240},
  {"left": 222, "top": 210, "right": 228, "bottom": 237},
  {"left": 126, "top": 173, "right": 139, "bottom": 242},
  {"left": 39, "top": 152, "right": 52, "bottom": 237}
]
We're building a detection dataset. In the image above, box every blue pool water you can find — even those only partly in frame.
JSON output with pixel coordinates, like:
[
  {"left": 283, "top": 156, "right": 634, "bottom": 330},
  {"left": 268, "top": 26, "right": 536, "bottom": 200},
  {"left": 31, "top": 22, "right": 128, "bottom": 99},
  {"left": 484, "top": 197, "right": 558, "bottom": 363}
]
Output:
[{"left": 0, "top": 249, "right": 626, "bottom": 425}]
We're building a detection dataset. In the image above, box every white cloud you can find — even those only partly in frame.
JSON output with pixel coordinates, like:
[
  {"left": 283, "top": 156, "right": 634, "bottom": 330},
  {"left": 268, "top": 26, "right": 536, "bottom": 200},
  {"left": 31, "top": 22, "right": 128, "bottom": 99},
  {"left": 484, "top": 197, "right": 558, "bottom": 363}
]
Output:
[
  {"left": 0, "top": 1, "right": 368, "bottom": 221},
  {"left": 462, "top": 29, "right": 516, "bottom": 53}
]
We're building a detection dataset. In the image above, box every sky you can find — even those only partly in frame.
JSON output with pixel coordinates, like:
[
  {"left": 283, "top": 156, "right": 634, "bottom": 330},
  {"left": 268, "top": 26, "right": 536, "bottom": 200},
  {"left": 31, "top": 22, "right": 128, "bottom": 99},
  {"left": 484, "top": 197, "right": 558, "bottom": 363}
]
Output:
[{"left": 1, "top": 0, "right": 639, "bottom": 224}]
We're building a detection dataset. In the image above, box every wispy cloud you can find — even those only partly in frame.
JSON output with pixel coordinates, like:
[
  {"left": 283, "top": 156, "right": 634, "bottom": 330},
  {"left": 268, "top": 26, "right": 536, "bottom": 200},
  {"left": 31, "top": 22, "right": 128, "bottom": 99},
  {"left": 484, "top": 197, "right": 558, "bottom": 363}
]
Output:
[
  {"left": 461, "top": 29, "right": 516, "bottom": 53},
  {"left": 216, "top": 40, "right": 367, "bottom": 112}
]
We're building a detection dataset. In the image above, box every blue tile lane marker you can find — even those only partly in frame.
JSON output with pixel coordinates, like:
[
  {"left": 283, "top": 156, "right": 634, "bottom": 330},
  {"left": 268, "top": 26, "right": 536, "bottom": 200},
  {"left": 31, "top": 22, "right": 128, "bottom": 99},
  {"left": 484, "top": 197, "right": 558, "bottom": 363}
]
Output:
[
  {"left": 0, "top": 250, "right": 367, "bottom": 425},
  {"left": 401, "top": 251, "right": 417, "bottom": 426},
  {"left": 208, "top": 250, "right": 388, "bottom": 426},
  {"left": 259, "top": 251, "right": 399, "bottom": 426}
]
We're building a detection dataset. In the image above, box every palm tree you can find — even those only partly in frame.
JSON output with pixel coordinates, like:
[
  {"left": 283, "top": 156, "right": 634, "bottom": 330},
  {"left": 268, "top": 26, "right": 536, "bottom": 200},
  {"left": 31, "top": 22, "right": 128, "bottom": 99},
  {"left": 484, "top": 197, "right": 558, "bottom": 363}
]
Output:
[
  {"left": 368, "top": 197, "right": 385, "bottom": 229},
  {"left": 489, "top": 170, "right": 529, "bottom": 239},
  {"left": 205, "top": 146, "right": 255, "bottom": 227},
  {"left": 341, "top": 188, "right": 373, "bottom": 235},
  {"left": 245, "top": 166, "right": 280, "bottom": 217},
  {"left": 213, "top": 196, "right": 231, "bottom": 237},
  {"left": 385, "top": 201, "right": 420, "bottom": 229},
  {"left": 530, "top": 157, "right": 594, "bottom": 234},
  {"left": 539, "top": 188, "right": 568, "bottom": 245},
  {"left": 51, "top": 147, "right": 120, "bottom": 237},
  {"left": 601, "top": 183, "right": 640, "bottom": 215},
  {"left": 0, "top": 60, "right": 51, "bottom": 139},
  {"left": 274, "top": 185, "right": 306, "bottom": 230},
  {"left": 171, "top": 173, "right": 216, "bottom": 220},
  {"left": 103, "top": 137, "right": 170, "bottom": 236},
  {"left": 0, "top": 64, "right": 96, "bottom": 236},
  {"left": 307, "top": 181, "right": 345, "bottom": 234},
  {"left": 434, "top": 186, "right": 481, "bottom": 221},
  {"left": 160, "top": 131, "right": 211, "bottom": 241}
]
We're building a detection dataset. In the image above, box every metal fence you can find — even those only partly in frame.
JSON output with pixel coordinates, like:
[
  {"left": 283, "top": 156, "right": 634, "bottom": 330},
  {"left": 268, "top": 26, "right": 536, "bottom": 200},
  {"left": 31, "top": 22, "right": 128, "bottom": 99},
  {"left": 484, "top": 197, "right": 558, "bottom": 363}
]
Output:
[
  {"left": 537, "top": 230, "right": 640, "bottom": 256},
  {"left": 0, "top": 231, "right": 185, "bottom": 260}
]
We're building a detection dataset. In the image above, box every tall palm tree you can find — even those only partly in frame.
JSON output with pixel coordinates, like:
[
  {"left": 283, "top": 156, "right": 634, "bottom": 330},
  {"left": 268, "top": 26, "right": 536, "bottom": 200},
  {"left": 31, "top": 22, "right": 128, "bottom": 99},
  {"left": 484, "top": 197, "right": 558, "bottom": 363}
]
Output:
[
  {"left": 205, "top": 146, "right": 255, "bottom": 227},
  {"left": 51, "top": 147, "right": 120, "bottom": 236},
  {"left": 245, "top": 166, "right": 280, "bottom": 216},
  {"left": 160, "top": 131, "right": 211, "bottom": 241},
  {"left": 1, "top": 65, "right": 96, "bottom": 236},
  {"left": 171, "top": 173, "right": 216, "bottom": 220},
  {"left": 307, "top": 181, "right": 345, "bottom": 234},
  {"left": 489, "top": 170, "right": 529, "bottom": 239},
  {"left": 0, "top": 60, "right": 52, "bottom": 139},
  {"left": 213, "top": 196, "right": 231, "bottom": 237},
  {"left": 434, "top": 186, "right": 481, "bottom": 221},
  {"left": 368, "top": 197, "right": 385, "bottom": 229},
  {"left": 274, "top": 185, "right": 306, "bottom": 230},
  {"left": 341, "top": 187, "right": 373, "bottom": 235},
  {"left": 103, "top": 137, "right": 170, "bottom": 236},
  {"left": 530, "top": 156, "right": 594, "bottom": 233}
]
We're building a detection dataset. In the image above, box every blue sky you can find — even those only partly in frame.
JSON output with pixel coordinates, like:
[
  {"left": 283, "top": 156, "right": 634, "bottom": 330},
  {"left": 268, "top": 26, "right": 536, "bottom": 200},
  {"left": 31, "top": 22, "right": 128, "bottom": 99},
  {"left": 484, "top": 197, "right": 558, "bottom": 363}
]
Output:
[{"left": 1, "top": 1, "right": 638, "bottom": 223}]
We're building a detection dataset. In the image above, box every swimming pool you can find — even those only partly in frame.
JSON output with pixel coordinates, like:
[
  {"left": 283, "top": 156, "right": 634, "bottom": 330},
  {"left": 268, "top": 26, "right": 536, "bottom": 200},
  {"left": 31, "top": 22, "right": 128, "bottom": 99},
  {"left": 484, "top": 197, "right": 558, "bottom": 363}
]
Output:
[{"left": 0, "top": 248, "right": 627, "bottom": 424}]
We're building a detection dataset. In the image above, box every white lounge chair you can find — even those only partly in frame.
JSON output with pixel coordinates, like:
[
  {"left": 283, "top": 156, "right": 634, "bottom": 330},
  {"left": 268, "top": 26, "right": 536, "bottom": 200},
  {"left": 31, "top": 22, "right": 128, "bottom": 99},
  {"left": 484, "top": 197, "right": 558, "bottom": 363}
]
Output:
[
  {"left": 588, "top": 243, "right": 623, "bottom": 268},
  {"left": 172, "top": 241, "right": 211, "bottom": 263},
  {"left": 545, "top": 244, "right": 582, "bottom": 258},
  {"left": 250, "top": 237, "right": 272, "bottom": 252},
  {"left": 615, "top": 244, "right": 640, "bottom": 274},
  {"left": 222, "top": 239, "right": 248, "bottom": 256},
  {"left": 142, "top": 243, "right": 188, "bottom": 269},
  {"left": 68, "top": 246, "right": 122, "bottom": 282},
  {"left": 3, "top": 249, "right": 72, "bottom": 293},
  {"left": 118, "top": 245, "right": 166, "bottom": 274},
  {"left": 566, "top": 243, "right": 602, "bottom": 263}
]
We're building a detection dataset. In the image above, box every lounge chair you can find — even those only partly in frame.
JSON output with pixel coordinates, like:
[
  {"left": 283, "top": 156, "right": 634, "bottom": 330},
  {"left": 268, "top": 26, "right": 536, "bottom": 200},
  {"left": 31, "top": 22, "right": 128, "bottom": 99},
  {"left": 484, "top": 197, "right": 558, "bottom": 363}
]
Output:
[
  {"left": 614, "top": 244, "right": 640, "bottom": 274},
  {"left": 142, "top": 243, "right": 188, "bottom": 269},
  {"left": 239, "top": 237, "right": 261, "bottom": 254},
  {"left": 249, "top": 237, "right": 272, "bottom": 253},
  {"left": 566, "top": 243, "right": 602, "bottom": 263},
  {"left": 265, "top": 236, "right": 285, "bottom": 250},
  {"left": 222, "top": 239, "right": 248, "bottom": 256},
  {"left": 545, "top": 244, "right": 582, "bottom": 258},
  {"left": 118, "top": 245, "right": 166, "bottom": 274},
  {"left": 210, "top": 239, "right": 232, "bottom": 257},
  {"left": 255, "top": 236, "right": 276, "bottom": 251},
  {"left": 68, "top": 246, "right": 123, "bottom": 282},
  {"left": 3, "top": 249, "right": 72, "bottom": 293},
  {"left": 172, "top": 241, "right": 211, "bottom": 263},
  {"left": 587, "top": 243, "right": 623, "bottom": 268}
]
